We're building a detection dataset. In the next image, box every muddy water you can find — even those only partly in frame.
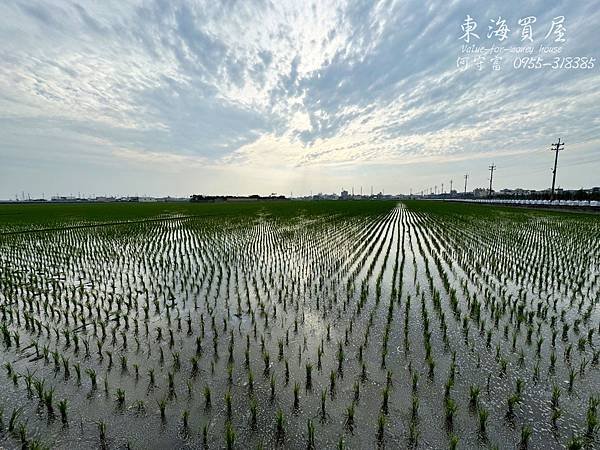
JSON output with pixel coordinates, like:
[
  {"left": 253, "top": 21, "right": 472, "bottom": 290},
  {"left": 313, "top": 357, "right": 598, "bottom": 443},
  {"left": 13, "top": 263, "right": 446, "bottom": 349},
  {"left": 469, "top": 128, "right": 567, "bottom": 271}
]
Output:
[{"left": 0, "top": 203, "right": 598, "bottom": 449}]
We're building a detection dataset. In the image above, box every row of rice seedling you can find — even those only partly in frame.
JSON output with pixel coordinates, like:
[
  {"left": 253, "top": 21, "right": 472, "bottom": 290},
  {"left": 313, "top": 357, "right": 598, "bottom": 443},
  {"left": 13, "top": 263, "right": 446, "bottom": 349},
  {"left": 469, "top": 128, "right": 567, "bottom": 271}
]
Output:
[{"left": 0, "top": 200, "right": 598, "bottom": 448}]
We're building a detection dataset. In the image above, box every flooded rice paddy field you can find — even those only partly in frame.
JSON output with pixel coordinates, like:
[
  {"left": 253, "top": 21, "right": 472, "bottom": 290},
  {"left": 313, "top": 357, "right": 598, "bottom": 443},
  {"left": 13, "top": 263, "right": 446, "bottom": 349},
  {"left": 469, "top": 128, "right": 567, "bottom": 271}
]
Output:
[{"left": 0, "top": 200, "right": 598, "bottom": 449}]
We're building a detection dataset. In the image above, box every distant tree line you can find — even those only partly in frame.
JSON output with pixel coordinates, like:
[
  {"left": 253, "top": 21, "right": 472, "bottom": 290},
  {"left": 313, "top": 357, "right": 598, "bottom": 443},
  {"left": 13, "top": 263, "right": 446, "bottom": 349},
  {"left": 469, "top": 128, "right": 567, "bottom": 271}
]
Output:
[
  {"left": 493, "top": 190, "right": 600, "bottom": 201},
  {"left": 190, "top": 195, "right": 287, "bottom": 203}
]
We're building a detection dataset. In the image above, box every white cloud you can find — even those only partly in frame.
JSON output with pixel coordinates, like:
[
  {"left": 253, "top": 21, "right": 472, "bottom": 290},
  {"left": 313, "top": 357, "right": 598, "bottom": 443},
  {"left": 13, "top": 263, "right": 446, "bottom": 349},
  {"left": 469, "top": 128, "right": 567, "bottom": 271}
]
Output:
[{"left": 0, "top": 0, "right": 599, "bottom": 196}]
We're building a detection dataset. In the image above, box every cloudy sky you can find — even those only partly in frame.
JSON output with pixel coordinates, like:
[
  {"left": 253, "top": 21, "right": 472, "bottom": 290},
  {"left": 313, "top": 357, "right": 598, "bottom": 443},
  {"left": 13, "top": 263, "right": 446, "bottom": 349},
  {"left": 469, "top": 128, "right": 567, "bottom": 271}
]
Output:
[{"left": 1, "top": 0, "right": 599, "bottom": 199}]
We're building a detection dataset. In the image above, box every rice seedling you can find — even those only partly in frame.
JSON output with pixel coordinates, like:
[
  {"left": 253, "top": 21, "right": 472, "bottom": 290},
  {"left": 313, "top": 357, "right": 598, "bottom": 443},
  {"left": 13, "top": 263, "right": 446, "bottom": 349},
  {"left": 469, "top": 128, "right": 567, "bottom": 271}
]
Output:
[
  {"left": 202, "top": 423, "right": 208, "bottom": 447},
  {"left": 329, "top": 369, "right": 337, "bottom": 394},
  {"left": 8, "top": 407, "right": 22, "bottom": 433},
  {"left": 551, "top": 407, "right": 562, "bottom": 427},
  {"left": 116, "top": 388, "right": 126, "bottom": 407},
  {"left": 270, "top": 374, "right": 276, "bottom": 399},
  {"left": 305, "top": 362, "right": 313, "bottom": 390},
  {"left": 182, "top": 409, "right": 189, "bottom": 430},
  {"left": 43, "top": 387, "right": 54, "bottom": 412},
  {"left": 4, "top": 361, "right": 13, "bottom": 378},
  {"left": 58, "top": 399, "right": 68, "bottom": 424},
  {"left": 0, "top": 200, "right": 597, "bottom": 448},
  {"left": 276, "top": 409, "right": 285, "bottom": 437},
  {"left": 469, "top": 384, "right": 480, "bottom": 408},
  {"left": 449, "top": 434, "right": 459, "bottom": 450},
  {"left": 445, "top": 396, "right": 457, "bottom": 425},
  {"left": 478, "top": 407, "right": 489, "bottom": 433},
  {"left": 568, "top": 368, "right": 576, "bottom": 392},
  {"left": 411, "top": 394, "right": 419, "bottom": 420},
  {"left": 249, "top": 397, "right": 257, "bottom": 426},
  {"left": 293, "top": 382, "right": 300, "bottom": 409},
  {"left": 377, "top": 413, "right": 385, "bottom": 442},
  {"left": 507, "top": 393, "right": 519, "bottom": 416},
  {"left": 225, "top": 390, "right": 232, "bottom": 417},
  {"left": 158, "top": 397, "right": 167, "bottom": 420},
  {"left": 307, "top": 418, "right": 315, "bottom": 449},
  {"left": 204, "top": 386, "right": 211, "bottom": 408},
  {"left": 566, "top": 434, "right": 584, "bottom": 450},
  {"left": 17, "top": 422, "right": 27, "bottom": 445},
  {"left": 134, "top": 400, "right": 146, "bottom": 414},
  {"left": 381, "top": 386, "right": 389, "bottom": 414},
  {"left": 520, "top": 424, "right": 532, "bottom": 449},
  {"left": 225, "top": 421, "right": 235, "bottom": 449},
  {"left": 587, "top": 395, "right": 599, "bottom": 435},
  {"left": 346, "top": 400, "right": 355, "bottom": 429}
]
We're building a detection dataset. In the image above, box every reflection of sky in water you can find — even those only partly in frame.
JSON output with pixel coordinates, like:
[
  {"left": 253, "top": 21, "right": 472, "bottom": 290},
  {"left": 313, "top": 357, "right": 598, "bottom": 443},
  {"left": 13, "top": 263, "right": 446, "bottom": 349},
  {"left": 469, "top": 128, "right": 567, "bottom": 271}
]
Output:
[{"left": 1, "top": 204, "right": 599, "bottom": 449}]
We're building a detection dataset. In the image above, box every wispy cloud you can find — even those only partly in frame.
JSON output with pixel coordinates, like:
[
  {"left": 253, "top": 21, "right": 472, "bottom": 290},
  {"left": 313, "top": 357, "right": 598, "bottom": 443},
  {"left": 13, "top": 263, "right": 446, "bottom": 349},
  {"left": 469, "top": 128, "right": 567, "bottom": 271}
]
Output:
[{"left": 0, "top": 0, "right": 598, "bottom": 196}]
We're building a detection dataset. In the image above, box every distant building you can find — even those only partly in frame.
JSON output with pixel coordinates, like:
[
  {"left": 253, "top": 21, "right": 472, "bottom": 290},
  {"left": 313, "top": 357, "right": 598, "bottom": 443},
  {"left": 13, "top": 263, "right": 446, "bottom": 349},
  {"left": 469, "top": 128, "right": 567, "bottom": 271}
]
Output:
[
  {"left": 51, "top": 196, "right": 82, "bottom": 202},
  {"left": 190, "top": 194, "right": 287, "bottom": 203},
  {"left": 472, "top": 188, "right": 488, "bottom": 198}
]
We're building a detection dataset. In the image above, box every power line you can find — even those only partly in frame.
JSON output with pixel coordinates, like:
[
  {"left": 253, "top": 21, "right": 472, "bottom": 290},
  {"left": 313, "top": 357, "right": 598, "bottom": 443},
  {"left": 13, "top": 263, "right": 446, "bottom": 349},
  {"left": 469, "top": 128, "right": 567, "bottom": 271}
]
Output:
[{"left": 559, "top": 154, "right": 600, "bottom": 168}]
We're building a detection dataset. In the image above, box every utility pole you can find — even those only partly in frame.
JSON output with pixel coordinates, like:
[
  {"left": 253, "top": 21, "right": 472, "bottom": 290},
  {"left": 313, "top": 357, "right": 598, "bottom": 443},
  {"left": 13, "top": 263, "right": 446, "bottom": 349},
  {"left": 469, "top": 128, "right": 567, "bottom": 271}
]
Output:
[
  {"left": 450, "top": 179, "right": 453, "bottom": 193},
  {"left": 464, "top": 174, "right": 468, "bottom": 194},
  {"left": 550, "top": 138, "right": 565, "bottom": 201},
  {"left": 488, "top": 164, "right": 496, "bottom": 197},
  {"left": 441, "top": 183, "right": 444, "bottom": 194}
]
